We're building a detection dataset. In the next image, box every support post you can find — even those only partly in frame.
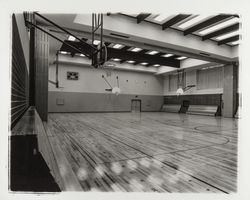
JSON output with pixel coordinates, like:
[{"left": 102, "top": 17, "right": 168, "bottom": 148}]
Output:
[{"left": 222, "top": 64, "right": 237, "bottom": 117}]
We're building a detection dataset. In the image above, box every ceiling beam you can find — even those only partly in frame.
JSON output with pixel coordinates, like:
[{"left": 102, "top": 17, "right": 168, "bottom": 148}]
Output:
[
  {"left": 48, "top": 26, "right": 234, "bottom": 64},
  {"left": 120, "top": 45, "right": 131, "bottom": 51},
  {"left": 202, "top": 23, "right": 239, "bottom": 41},
  {"left": 137, "top": 49, "right": 149, "bottom": 54},
  {"left": 136, "top": 13, "right": 151, "bottom": 24},
  {"left": 104, "top": 42, "right": 111, "bottom": 46},
  {"left": 107, "top": 48, "right": 180, "bottom": 68},
  {"left": 184, "top": 15, "right": 234, "bottom": 36},
  {"left": 218, "top": 35, "right": 239, "bottom": 46},
  {"left": 133, "top": 61, "right": 140, "bottom": 65},
  {"left": 162, "top": 14, "right": 191, "bottom": 30},
  {"left": 60, "top": 41, "right": 180, "bottom": 68}
]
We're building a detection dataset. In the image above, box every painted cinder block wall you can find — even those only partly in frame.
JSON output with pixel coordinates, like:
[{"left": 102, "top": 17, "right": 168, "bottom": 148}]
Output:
[{"left": 48, "top": 63, "right": 164, "bottom": 112}]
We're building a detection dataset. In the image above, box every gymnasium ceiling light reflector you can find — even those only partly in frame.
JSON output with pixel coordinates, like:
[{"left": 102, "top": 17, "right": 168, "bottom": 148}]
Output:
[
  {"left": 130, "top": 47, "right": 143, "bottom": 52},
  {"left": 68, "top": 35, "right": 76, "bottom": 41},
  {"left": 141, "top": 62, "right": 148, "bottom": 65},
  {"left": 198, "top": 18, "right": 239, "bottom": 35},
  {"left": 113, "top": 58, "right": 121, "bottom": 62},
  {"left": 153, "top": 64, "right": 160, "bottom": 67},
  {"left": 113, "top": 44, "right": 124, "bottom": 49},
  {"left": 79, "top": 54, "right": 85, "bottom": 57},
  {"left": 178, "top": 15, "right": 209, "bottom": 29},
  {"left": 127, "top": 60, "right": 135, "bottom": 64},
  {"left": 93, "top": 40, "right": 100, "bottom": 45},
  {"left": 176, "top": 56, "right": 187, "bottom": 60},
  {"left": 162, "top": 53, "right": 173, "bottom": 57},
  {"left": 60, "top": 51, "right": 68, "bottom": 54},
  {"left": 147, "top": 50, "right": 159, "bottom": 55}
]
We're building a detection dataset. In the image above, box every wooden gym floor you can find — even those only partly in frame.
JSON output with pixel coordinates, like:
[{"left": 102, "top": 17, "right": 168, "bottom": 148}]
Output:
[{"left": 43, "top": 112, "right": 238, "bottom": 193}]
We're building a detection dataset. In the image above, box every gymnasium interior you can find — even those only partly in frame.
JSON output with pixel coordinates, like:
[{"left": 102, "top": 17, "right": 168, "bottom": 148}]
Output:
[{"left": 10, "top": 12, "right": 240, "bottom": 193}]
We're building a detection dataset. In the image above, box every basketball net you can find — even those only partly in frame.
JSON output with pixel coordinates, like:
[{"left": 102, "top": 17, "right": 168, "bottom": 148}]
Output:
[
  {"left": 101, "top": 62, "right": 115, "bottom": 77},
  {"left": 102, "top": 74, "right": 121, "bottom": 96},
  {"left": 176, "top": 70, "right": 185, "bottom": 96},
  {"left": 176, "top": 88, "right": 184, "bottom": 96}
]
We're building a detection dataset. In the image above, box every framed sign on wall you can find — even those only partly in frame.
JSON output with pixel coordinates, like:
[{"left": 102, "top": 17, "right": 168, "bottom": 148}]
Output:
[{"left": 67, "top": 71, "right": 79, "bottom": 80}]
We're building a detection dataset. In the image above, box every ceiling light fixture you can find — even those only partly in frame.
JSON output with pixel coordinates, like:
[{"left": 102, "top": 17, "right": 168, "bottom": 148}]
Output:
[
  {"left": 68, "top": 35, "right": 76, "bottom": 41},
  {"left": 176, "top": 56, "right": 187, "bottom": 60},
  {"left": 153, "top": 64, "right": 160, "bottom": 67},
  {"left": 147, "top": 50, "right": 159, "bottom": 55},
  {"left": 141, "top": 62, "right": 148, "bottom": 65},
  {"left": 79, "top": 54, "right": 85, "bottom": 57},
  {"left": 93, "top": 40, "right": 100, "bottom": 45},
  {"left": 113, "top": 44, "right": 124, "bottom": 49},
  {"left": 127, "top": 60, "right": 135, "bottom": 64},
  {"left": 162, "top": 53, "right": 173, "bottom": 57},
  {"left": 130, "top": 47, "right": 143, "bottom": 52},
  {"left": 60, "top": 51, "right": 68, "bottom": 54},
  {"left": 113, "top": 58, "right": 121, "bottom": 62}
]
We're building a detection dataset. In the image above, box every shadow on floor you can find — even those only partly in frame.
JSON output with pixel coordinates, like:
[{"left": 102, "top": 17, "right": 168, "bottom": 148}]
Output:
[{"left": 10, "top": 135, "right": 61, "bottom": 192}]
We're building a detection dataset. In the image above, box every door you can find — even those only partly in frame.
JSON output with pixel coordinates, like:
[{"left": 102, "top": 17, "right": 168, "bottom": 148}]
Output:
[{"left": 131, "top": 99, "right": 141, "bottom": 112}]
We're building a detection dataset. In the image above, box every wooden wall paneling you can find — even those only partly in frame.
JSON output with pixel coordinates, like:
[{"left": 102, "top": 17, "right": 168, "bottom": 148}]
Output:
[
  {"left": 169, "top": 74, "right": 178, "bottom": 92},
  {"left": 35, "top": 27, "right": 49, "bottom": 121},
  {"left": 11, "top": 14, "right": 29, "bottom": 129},
  {"left": 197, "top": 67, "right": 223, "bottom": 90}
]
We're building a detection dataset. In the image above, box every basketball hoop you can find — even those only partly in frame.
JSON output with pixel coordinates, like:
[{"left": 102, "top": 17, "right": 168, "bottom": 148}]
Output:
[
  {"left": 176, "top": 85, "right": 195, "bottom": 95},
  {"left": 112, "top": 87, "right": 121, "bottom": 96},
  {"left": 101, "top": 62, "right": 115, "bottom": 77},
  {"left": 176, "top": 88, "right": 184, "bottom": 95},
  {"left": 102, "top": 74, "right": 121, "bottom": 96}
]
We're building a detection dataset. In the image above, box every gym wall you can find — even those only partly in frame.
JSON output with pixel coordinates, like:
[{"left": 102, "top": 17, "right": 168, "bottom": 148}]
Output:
[
  {"left": 11, "top": 14, "right": 30, "bottom": 129},
  {"left": 48, "top": 63, "right": 164, "bottom": 112},
  {"left": 163, "top": 66, "right": 224, "bottom": 96}
]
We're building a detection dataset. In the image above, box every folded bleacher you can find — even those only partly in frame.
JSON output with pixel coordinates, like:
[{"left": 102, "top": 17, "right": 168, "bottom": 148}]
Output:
[{"left": 186, "top": 105, "right": 219, "bottom": 116}]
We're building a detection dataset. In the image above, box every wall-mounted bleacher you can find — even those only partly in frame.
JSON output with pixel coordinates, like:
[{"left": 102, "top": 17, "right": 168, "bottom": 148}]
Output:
[
  {"left": 163, "top": 94, "right": 222, "bottom": 116},
  {"left": 186, "top": 105, "right": 220, "bottom": 116}
]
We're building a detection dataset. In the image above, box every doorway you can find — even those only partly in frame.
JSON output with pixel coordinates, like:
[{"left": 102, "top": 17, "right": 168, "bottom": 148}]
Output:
[{"left": 131, "top": 99, "right": 141, "bottom": 112}]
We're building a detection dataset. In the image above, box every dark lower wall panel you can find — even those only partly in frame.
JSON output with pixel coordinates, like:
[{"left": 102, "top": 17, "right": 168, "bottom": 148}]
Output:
[
  {"left": 11, "top": 14, "right": 29, "bottom": 129},
  {"left": 48, "top": 92, "right": 163, "bottom": 112},
  {"left": 164, "top": 94, "right": 222, "bottom": 106},
  {"left": 35, "top": 27, "right": 49, "bottom": 121}
]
